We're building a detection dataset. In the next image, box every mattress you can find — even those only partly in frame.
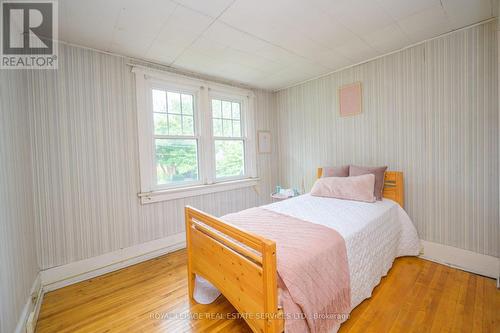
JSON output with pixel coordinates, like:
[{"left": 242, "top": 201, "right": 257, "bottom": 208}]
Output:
[{"left": 264, "top": 194, "right": 420, "bottom": 309}]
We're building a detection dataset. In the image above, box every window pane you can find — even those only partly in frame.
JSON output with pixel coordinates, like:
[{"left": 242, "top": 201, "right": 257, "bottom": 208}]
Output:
[
  {"left": 213, "top": 118, "right": 222, "bottom": 137},
  {"left": 168, "top": 114, "right": 182, "bottom": 135},
  {"left": 232, "top": 102, "right": 240, "bottom": 119},
  {"left": 167, "top": 92, "right": 181, "bottom": 114},
  {"left": 182, "top": 115, "right": 194, "bottom": 135},
  {"left": 215, "top": 140, "right": 244, "bottom": 178},
  {"left": 152, "top": 89, "right": 166, "bottom": 112},
  {"left": 181, "top": 94, "right": 193, "bottom": 115},
  {"left": 212, "top": 99, "right": 221, "bottom": 118},
  {"left": 222, "top": 119, "right": 233, "bottom": 137},
  {"left": 154, "top": 113, "right": 168, "bottom": 135},
  {"left": 222, "top": 101, "right": 232, "bottom": 118},
  {"left": 233, "top": 120, "right": 241, "bottom": 137},
  {"left": 155, "top": 139, "right": 198, "bottom": 185}
]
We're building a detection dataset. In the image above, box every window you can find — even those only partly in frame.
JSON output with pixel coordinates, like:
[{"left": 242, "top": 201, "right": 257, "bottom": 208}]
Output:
[
  {"left": 212, "top": 98, "right": 244, "bottom": 179},
  {"left": 134, "top": 68, "right": 257, "bottom": 203},
  {"left": 152, "top": 89, "right": 198, "bottom": 187}
]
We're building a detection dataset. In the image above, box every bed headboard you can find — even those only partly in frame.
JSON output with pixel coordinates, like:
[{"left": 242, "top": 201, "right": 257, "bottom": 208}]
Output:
[{"left": 316, "top": 168, "right": 404, "bottom": 207}]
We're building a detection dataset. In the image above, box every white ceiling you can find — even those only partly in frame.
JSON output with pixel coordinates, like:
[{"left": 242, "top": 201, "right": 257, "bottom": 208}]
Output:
[{"left": 59, "top": 0, "right": 495, "bottom": 90}]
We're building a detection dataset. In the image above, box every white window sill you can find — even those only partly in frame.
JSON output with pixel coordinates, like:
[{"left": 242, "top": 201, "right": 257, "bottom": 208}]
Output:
[{"left": 138, "top": 178, "right": 260, "bottom": 204}]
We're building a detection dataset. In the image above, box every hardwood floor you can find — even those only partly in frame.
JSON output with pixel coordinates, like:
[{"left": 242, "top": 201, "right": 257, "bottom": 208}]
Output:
[{"left": 36, "top": 250, "right": 499, "bottom": 333}]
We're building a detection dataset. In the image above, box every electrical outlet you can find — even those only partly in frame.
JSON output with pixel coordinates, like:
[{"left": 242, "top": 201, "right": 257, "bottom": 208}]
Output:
[{"left": 418, "top": 244, "right": 424, "bottom": 255}]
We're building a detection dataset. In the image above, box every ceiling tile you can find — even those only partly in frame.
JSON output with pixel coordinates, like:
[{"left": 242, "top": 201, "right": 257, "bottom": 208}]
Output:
[
  {"left": 314, "top": 0, "right": 395, "bottom": 36},
  {"left": 363, "top": 23, "right": 411, "bottom": 54},
  {"left": 146, "top": 42, "right": 189, "bottom": 65},
  {"left": 376, "top": 0, "right": 440, "bottom": 20},
  {"left": 277, "top": 30, "right": 335, "bottom": 63},
  {"left": 109, "top": 1, "right": 177, "bottom": 58},
  {"left": 258, "top": 69, "right": 317, "bottom": 90},
  {"left": 202, "top": 22, "right": 270, "bottom": 55},
  {"left": 441, "top": 0, "right": 493, "bottom": 29},
  {"left": 217, "top": 63, "right": 268, "bottom": 82},
  {"left": 174, "top": 50, "right": 268, "bottom": 86},
  {"left": 397, "top": 4, "right": 452, "bottom": 43},
  {"left": 253, "top": 44, "right": 309, "bottom": 67},
  {"left": 161, "top": 5, "right": 214, "bottom": 37},
  {"left": 201, "top": 22, "right": 241, "bottom": 45},
  {"left": 219, "top": 0, "right": 306, "bottom": 46},
  {"left": 187, "top": 37, "right": 228, "bottom": 58},
  {"left": 309, "top": 50, "right": 353, "bottom": 70},
  {"left": 59, "top": 0, "right": 122, "bottom": 52},
  {"left": 300, "top": 16, "right": 358, "bottom": 50},
  {"left": 114, "top": 0, "right": 177, "bottom": 37},
  {"left": 218, "top": 1, "right": 336, "bottom": 65},
  {"left": 333, "top": 37, "right": 380, "bottom": 63},
  {"left": 186, "top": 23, "right": 288, "bottom": 74},
  {"left": 185, "top": 39, "right": 283, "bottom": 73},
  {"left": 289, "top": 61, "right": 331, "bottom": 77},
  {"left": 173, "top": 0, "right": 234, "bottom": 18},
  {"left": 221, "top": 49, "right": 286, "bottom": 73},
  {"left": 110, "top": 32, "right": 155, "bottom": 59},
  {"left": 173, "top": 49, "right": 227, "bottom": 74},
  {"left": 146, "top": 6, "right": 213, "bottom": 64}
]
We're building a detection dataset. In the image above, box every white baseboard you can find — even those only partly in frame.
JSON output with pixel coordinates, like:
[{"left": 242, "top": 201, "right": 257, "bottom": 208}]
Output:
[
  {"left": 15, "top": 273, "right": 43, "bottom": 333},
  {"left": 419, "top": 240, "right": 500, "bottom": 279},
  {"left": 41, "top": 232, "right": 186, "bottom": 292}
]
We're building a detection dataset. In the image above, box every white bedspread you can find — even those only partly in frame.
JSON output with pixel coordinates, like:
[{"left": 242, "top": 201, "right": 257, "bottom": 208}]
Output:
[
  {"left": 265, "top": 194, "right": 420, "bottom": 309},
  {"left": 193, "top": 194, "right": 420, "bottom": 312}
]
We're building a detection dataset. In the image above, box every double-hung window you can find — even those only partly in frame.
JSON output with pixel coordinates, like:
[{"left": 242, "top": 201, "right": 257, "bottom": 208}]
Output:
[
  {"left": 152, "top": 86, "right": 199, "bottom": 188},
  {"left": 211, "top": 96, "right": 245, "bottom": 180},
  {"left": 134, "top": 68, "right": 257, "bottom": 204}
]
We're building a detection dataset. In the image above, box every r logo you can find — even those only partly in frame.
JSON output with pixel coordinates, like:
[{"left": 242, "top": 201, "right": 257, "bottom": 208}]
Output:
[{"left": 2, "top": 1, "right": 53, "bottom": 55}]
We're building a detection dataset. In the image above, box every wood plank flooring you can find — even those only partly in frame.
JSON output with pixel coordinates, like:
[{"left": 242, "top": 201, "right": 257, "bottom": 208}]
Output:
[{"left": 36, "top": 250, "right": 499, "bottom": 333}]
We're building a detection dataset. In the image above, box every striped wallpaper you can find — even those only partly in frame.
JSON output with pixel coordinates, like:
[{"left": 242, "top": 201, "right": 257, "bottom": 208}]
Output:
[
  {"left": 276, "top": 21, "right": 499, "bottom": 257},
  {"left": 0, "top": 71, "right": 38, "bottom": 333},
  {"left": 11, "top": 19, "right": 499, "bottom": 293},
  {"left": 2, "top": 17, "right": 497, "bottom": 333},
  {"left": 28, "top": 44, "right": 279, "bottom": 269}
]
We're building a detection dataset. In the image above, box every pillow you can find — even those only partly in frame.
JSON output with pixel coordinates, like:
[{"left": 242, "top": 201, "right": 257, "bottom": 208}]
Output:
[
  {"left": 349, "top": 165, "right": 388, "bottom": 200},
  {"left": 310, "top": 174, "right": 376, "bottom": 203},
  {"left": 321, "top": 165, "right": 349, "bottom": 177}
]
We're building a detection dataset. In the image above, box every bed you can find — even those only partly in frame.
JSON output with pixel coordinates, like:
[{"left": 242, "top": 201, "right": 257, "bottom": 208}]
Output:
[{"left": 184, "top": 169, "right": 420, "bottom": 333}]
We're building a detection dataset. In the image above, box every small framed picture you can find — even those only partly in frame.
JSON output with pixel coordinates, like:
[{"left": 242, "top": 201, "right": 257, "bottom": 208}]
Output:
[
  {"left": 339, "top": 82, "right": 362, "bottom": 117},
  {"left": 258, "top": 131, "right": 271, "bottom": 154}
]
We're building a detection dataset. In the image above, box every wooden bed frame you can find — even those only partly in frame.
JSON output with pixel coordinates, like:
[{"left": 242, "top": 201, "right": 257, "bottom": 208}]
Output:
[{"left": 185, "top": 169, "right": 404, "bottom": 332}]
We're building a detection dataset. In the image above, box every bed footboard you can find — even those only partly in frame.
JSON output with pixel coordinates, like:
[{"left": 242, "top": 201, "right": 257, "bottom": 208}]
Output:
[{"left": 185, "top": 206, "right": 283, "bottom": 333}]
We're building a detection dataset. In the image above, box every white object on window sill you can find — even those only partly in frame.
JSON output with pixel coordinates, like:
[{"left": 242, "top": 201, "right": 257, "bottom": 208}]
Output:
[{"left": 138, "top": 178, "right": 260, "bottom": 204}]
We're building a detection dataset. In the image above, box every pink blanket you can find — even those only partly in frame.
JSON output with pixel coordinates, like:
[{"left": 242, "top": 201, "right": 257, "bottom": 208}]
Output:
[{"left": 222, "top": 207, "right": 351, "bottom": 333}]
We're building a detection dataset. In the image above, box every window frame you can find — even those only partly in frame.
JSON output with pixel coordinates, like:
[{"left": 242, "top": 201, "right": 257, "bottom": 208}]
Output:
[
  {"left": 134, "top": 67, "right": 258, "bottom": 204},
  {"left": 148, "top": 80, "right": 203, "bottom": 190},
  {"left": 210, "top": 91, "right": 248, "bottom": 183}
]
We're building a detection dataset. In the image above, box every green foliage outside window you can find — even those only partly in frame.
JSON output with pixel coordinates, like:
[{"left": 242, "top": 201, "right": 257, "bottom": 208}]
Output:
[
  {"left": 215, "top": 140, "right": 244, "bottom": 178},
  {"left": 155, "top": 139, "right": 198, "bottom": 184}
]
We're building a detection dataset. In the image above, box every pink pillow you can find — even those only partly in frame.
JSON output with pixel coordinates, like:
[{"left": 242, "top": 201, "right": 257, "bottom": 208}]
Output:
[
  {"left": 349, "top": 165, "right": 387, "bottom": 200},
  {"left": 310, "top": 174, "right": 376, "bottom": 203},
  {"left": 321, "top": 165, "right": 349, "bottom": 177}
]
